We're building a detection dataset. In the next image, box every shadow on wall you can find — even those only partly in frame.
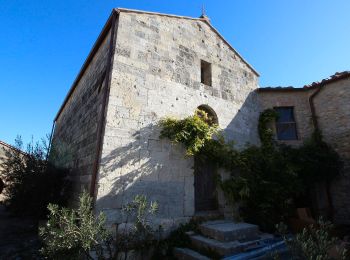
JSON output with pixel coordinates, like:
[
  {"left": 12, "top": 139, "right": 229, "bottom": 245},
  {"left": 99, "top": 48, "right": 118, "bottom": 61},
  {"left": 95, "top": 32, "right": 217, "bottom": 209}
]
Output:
[
  {"left": 221, "top": 90, "right": 261, "bottom": 148},
  {"left": 95, "top": 89, "right": 260, "bottom": 224},
  {"left": 95, "top": 122, "right": 194, "bottom": 224}
]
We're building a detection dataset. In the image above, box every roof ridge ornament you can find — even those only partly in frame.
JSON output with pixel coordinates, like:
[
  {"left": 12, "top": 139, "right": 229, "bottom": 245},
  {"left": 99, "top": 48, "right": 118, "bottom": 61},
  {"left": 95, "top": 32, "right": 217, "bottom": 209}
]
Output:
[{"left": 200, "top": 4, "right": 210, "bottom": 23}]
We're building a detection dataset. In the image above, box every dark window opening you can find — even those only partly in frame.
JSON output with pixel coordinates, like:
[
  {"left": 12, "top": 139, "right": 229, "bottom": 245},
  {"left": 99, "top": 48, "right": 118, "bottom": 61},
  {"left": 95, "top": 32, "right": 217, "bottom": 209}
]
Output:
[
  {"left": 201, "top": 60, "right": 212, "bottom": 86},
  {"left": 275, "top": 107, "right": 298, "bottom": 140}
]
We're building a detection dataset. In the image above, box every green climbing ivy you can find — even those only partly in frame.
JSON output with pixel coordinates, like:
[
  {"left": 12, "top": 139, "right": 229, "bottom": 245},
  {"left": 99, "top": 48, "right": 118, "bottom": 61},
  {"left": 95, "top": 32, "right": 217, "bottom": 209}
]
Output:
[
  {"left": 258, "top": 108, "right": 279, "bottom": 147},
  {"left": 159, "top": 109, "right": 342, "bottom": 231},
  {"left": 159, "top": 109, "right": 218, "bottom": 156}
]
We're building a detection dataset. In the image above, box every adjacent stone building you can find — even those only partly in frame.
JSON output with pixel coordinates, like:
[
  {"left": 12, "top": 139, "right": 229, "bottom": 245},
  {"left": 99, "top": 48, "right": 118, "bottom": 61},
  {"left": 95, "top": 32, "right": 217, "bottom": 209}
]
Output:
[
  {"left": 259, "top": 72, "right": 350, "bottom": 224},
  {"left": 51, "top": 8, "right": 350, "bottom": 229},
  {"left": 0, "top": 141, "right": 27, "bottom": 202}
]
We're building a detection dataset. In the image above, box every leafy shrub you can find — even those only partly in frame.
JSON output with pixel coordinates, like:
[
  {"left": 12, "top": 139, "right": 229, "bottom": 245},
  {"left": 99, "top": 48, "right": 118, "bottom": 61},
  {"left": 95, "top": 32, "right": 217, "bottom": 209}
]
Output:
[
  {"left": 288, "top": 131, "right": 343, "bottom": 185},
  {"left": 220, "top": 144, "right": 304, "bottom": 231},
  {"left": 117, "top": 195, "right": 159, "bottom": 256},
  {"left": 153, "top": 218, "right": 200, "bottom": 258},
  {"left": 159, "top": 109, "right": 218, "bottom": 156},
  {"left": 40, "top": 193, "right": 159, "bottom": 259},
  {"left": 0, "top": 135, "right": 70, "bottom": 218},
  {"left": 219, "top": 116, "right": 342, "bottom": 231},
  {"left": 258, "top": 108, "right": 279, "bottom": 147},
  {"left": 40, "top": 191, "right": 112, "bottom": 259},
  {"left": 276, "top": 218, "right": 348, "bottom": 260}
]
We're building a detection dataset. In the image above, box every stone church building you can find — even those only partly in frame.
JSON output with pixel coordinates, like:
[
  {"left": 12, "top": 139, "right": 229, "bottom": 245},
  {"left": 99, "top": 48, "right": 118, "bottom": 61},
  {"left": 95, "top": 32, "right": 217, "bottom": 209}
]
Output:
[{"left": 51, "top": 8, "right": 350, "bottom": 229}]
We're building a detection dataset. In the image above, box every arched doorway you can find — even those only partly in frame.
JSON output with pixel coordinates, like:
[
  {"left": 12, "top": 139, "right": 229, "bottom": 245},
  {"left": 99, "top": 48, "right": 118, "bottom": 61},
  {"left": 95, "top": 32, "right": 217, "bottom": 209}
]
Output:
[{"left": 194, "top": 105, "right": 218, "bottom": 212}]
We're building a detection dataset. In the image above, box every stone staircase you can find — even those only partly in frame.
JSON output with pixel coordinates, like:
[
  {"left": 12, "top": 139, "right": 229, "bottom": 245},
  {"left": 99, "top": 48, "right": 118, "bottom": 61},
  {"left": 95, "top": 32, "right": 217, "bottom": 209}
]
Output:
[{"left": 173, "top": 220, "right": 276, "bottom": 260}]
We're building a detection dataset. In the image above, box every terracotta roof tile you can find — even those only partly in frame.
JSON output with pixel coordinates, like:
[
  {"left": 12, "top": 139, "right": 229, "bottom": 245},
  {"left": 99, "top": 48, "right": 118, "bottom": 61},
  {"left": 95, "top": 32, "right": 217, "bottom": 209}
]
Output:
[{"left": 259, "top": 71, "right": 350, "bottom": 92}]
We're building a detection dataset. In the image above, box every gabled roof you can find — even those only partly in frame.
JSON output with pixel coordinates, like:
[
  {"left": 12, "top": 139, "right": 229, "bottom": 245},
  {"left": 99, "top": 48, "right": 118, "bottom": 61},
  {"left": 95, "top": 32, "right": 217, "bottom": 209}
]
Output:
[
  {"left": 258, "top": 71, "right": 350, "bottom": 92},
  {"left": 115, "top": 8, "right": 259, "bottom": 76},
  {"left": 54, "top": 8, "right": 259, "bottom": 121}
]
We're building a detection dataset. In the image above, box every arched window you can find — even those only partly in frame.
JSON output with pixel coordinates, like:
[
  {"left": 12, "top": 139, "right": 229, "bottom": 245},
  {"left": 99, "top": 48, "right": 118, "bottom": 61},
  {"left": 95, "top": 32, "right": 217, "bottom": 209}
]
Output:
[{"left": 196, "top": 105, "right": 218, "bottom": 125}]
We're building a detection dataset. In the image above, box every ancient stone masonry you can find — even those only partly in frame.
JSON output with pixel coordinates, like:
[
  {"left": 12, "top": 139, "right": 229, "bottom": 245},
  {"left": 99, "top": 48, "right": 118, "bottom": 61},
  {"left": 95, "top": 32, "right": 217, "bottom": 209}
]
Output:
[
  {"left": 259, "top": 72, "right": 350, "bottom": 224},
  {"left": 51, "top": 7, "right": 350, "bottom": 229},
  {"left": 51, "top": 8, "right": 260, "bottom": 230},
  {"left": 258, "top": 89, "right": 316, "bottom": 146},
  {"left": 51, "top": 27, "right": 113, "bottom": 196},
  {"left": 313, "top": 77, "right": 350, "bottom": 224},
  {"left": 96, "top": 10, "right": 260, "bottom": 228}
]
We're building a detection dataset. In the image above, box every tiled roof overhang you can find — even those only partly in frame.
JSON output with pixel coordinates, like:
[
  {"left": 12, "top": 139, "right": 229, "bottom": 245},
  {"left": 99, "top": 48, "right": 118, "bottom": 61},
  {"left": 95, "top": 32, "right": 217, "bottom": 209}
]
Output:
[{"left": 258, "top": 71, "right": 350, "bottom": 92}]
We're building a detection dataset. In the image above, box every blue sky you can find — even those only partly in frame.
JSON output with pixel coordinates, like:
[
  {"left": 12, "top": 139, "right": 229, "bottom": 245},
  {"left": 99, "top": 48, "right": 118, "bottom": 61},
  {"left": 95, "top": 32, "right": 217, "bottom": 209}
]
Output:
[{"left": 1, "top": 0, "right": 349, "bottom": 145}]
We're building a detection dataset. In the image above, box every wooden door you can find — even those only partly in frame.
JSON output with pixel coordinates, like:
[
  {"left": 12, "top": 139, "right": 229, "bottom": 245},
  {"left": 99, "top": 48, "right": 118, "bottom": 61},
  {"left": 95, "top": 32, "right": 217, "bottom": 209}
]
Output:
[{"left": 194, "top": 156, "right": 218, "bottom": 212}]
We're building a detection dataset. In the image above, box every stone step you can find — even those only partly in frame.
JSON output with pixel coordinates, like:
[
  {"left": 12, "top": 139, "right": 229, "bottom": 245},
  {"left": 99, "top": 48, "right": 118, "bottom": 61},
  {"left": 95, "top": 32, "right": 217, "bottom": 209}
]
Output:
[
  {"left": 190, "top": 234, "right": 272, "bottom": 257},
  {"left": 190, "top": 234, "right": 243, "bottom": 257},
  {"left": 173, "top": 247, "right": 211, "bottom": 260},
  {"left": 199, "top": 220, "right": 260, "bottom": 242},
  {"left": 193, "top": 210, "right": 223, "bottom": 222}
]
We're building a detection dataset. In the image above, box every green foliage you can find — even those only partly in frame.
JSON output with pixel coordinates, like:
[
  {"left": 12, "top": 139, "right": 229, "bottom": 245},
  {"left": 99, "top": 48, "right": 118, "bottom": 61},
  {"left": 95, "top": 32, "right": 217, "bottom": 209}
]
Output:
[
  {"left": 219, "top": 130, "right": 342, "bottom": 231},
  {"left": 0, "top": 135, "right": 70, "bottom": 218},
  {"left": 152, "top": 218, "right": 201, "bottom": 259},
  {"left": 122, "top": 194, "right": 158, "bottom": 229},
  {"left": 159, "top": 109, "right": 218, "bottom": 155},
  {"left": 40, "top": 191, "right": 112, "bottom": 259},
  {"left": 40, "top": 193, "right": 160, "bottom": 259},
  {"left": 220, "top": 145, "right": 304, "bottom": 231},
  {"left": 117, "top": 195, "right": 159, "bottom": 254},
  {"left": 258, "top": 108, "right": 279, "bottom": 147},
  {"left": 159, "top": 109, "right": 342, "bottom": 232},
  {"left": 288, "top": 131, "right": 343, "bottom": 185},
  {"left": 276, "top": 218, "right": 348, "bottom": 260},
  {"left": 199, "top": 137, "right": 240, "bottom": 169}
]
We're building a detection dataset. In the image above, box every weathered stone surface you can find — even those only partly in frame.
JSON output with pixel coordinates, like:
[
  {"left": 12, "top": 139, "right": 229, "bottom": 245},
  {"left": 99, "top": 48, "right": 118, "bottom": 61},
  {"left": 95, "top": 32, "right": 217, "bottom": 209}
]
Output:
[
  {"left": 313, "top": 78, "right": 350, "bottom": 224},
  {"left": 51, "top": 8, "right": 350, "bottom": 230},
  {"left": 259, "top": 76, "right": 350, "bottom": 224},
  {"left": 259, "top": 89, "right": 315, "bottom": 146},
  {"left": 199, "top": 220, "right": 259, "bottom": 242},
  {"left": 96, "top": 11, "right": 260, "bottom": 227},
  {"left": 173, "top": 247, "right": 211, "bottom": 260},
  {"left": 190, "top": 234, "right": 243, "bottom": 257},
  {"left": 51, "top": 27, "right": 113, "bottom": 197},
  {"left": 190, "top": 232, "right": 275, "bottom": 257}
]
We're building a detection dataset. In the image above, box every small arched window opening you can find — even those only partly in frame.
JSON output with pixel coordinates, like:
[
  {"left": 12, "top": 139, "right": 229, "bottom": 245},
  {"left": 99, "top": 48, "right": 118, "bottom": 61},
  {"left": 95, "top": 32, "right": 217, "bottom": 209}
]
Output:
[{"left": 196, "top": 105, "right": 218, "bottom": 126}]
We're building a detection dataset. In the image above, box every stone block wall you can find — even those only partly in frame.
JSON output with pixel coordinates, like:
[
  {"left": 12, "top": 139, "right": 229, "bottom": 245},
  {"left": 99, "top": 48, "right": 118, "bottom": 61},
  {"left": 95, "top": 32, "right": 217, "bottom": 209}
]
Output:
[
  {"left": 0, "top": 142, "right": 26, "bottom": 202},
  {"left": 259, "top": 78, "right": 350, "bottom": 224},
  {"left": 258, "top": 89, "right": 315, "bottom": 145},
  {"left": 96, "top": 12, "right": 260, "bottom": 227},
  {"left": 52, "top": 28, "right": 113, "bottom": 195},
  {"left": 313, "top": 78, "right": 350, "bottom": 224}
]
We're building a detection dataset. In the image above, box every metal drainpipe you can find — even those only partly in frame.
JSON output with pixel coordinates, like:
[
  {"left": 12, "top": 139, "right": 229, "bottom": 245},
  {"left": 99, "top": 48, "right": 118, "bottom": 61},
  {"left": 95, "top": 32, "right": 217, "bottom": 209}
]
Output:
[
  {"left": 89, "top": 11, "right": 118, "bottom": 201},
  {"left": 308, "top": 85, "right": 335, "bottom": 220},
  {"left": 308, "top": 86, "right": 322, "bottom": 131}
]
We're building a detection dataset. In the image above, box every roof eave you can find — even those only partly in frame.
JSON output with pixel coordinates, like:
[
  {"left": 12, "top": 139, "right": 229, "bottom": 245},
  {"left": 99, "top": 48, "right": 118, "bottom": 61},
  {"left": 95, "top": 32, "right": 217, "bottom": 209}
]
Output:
[
  {"left": 54, "top": 9, "right": 118, "bottom": 122},
  {"left": 258, "top": 71, "right": 350, "bottom": 92}
]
